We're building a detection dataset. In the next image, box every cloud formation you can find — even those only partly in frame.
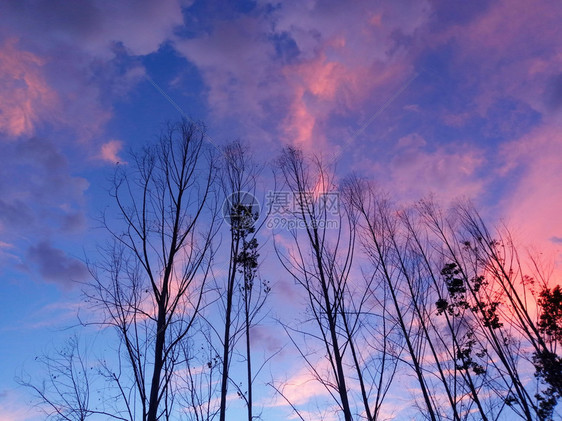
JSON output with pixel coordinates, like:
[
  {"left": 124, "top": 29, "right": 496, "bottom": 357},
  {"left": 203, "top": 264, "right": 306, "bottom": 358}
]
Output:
[
  {"left": 498, "top": 122, "right": 562, "bottom": 270},
  {"left": 175, "top": 1, "right": 429, "bottom": 151},
  {"left": 0, "top": 0, "right": 186, "bottom": 286},
  {"left": 0, "top": 0, "right": 184, "bottom": 57},
  {"left": 0, "top": 2, "right": 561, "bottom": 420},
  {"left": 100, "top": 139, "right": 126, "bottom": 164},
  {"left": 0, "top": 39, "right": 58, "bottom": 138},
  {"left": 26, "top": 240, "right": 88, "bottom": 287}
]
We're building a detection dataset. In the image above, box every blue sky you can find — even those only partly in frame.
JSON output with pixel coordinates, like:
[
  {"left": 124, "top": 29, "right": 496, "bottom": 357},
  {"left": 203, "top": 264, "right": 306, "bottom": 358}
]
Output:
[{"left": 1, "top": 0, "right": 562, "bottom": 419}]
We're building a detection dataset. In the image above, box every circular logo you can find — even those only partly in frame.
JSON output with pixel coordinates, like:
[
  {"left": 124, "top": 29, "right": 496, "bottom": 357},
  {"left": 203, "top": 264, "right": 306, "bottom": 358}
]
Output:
[{"left": 222, "top": 191, "right": 260, "bottom": 230}]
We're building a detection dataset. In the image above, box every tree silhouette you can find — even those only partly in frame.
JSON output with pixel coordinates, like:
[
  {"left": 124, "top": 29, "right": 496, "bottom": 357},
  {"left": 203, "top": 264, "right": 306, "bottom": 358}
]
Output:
[
  {"left": 88, "top": 120, "right": 219, "bottom": 421},
  {"left": 21, "top": 134, "right": 562, "bottom": 421}
]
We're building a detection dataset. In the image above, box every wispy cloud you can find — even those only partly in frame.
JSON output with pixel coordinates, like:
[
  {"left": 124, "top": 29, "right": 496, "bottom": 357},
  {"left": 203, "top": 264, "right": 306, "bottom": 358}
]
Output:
[{"left": 0, "top": 39, "right": 58, "bottom": 138}]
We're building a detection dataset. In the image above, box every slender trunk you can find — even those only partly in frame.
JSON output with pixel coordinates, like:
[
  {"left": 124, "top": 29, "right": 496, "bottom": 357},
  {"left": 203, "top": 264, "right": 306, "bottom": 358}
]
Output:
[
  {"left": 148, "top": 299, "right": 167, "bottom": 421},
  {"left": 342, "top": 313, "right": 372, "bottom": 421},
  {"left": 219, "top": 234, "right": 239, "bottom": 421},
  {"left": 324, "top": 299, "right": 353, "bottom": 421},
  {"left": 405, "top": 217, "right": 490, "bottom": 421},
  {"left": 392, "top": 240, "right": 460, "bottom": 421},
  {"left": 363, "top": 217, "right": 438, "bottom": 421},
  {"left": 384, "top": 269, "right": 438, "bottom": 421},
  {"left": 243, "top": 233, "right": 253, "bottom": 421},
  {"left": 311, "top": 228, "right": 353, "bottom": 421},
  {"left": 434, "top": 221, "right": 536, "bottom": 419},
  {"left": 245, "top": 294, "right": 253, "bottom": 421}
]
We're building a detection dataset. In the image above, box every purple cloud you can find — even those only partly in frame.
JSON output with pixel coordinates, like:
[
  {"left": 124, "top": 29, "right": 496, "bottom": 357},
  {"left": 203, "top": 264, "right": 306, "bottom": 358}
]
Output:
[
  {"left": 26, "top": 240, "right": 88, "bottom": 287},
  {"left": 0, "top": 138, "right": 88, "bottom": 233},
  {"left": 0, "top": 1, "right": 189, "bottom": 291},
  {"left": 545, "top": 73, "right": 562, "bottom": 111},
  {"left": 174, "top": 0, "right": 432, "bottom": 153},
  {"left": 0, "top": 0, "right": 183, "bottom": 57}
]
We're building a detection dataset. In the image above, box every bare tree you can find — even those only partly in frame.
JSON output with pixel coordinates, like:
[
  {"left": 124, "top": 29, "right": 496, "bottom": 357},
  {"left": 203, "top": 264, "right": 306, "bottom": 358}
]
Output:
[
  {"left": 21, "top": 126, "right": 561, "bottom": 421},
  {"left": 17, "top": 336, "right": 100, "bottom": 421},
  {"left": 86, "top": 120, "right": 219, "bottom": 421},
  {"left": 176, "top": 327, "right": 221, "bottom": 421},
  {"left": 343, "top": 176, "right": 440, "bottom": 421},
  {"left": 342, "top": 177, "right": 562, "bottom": 420},
  {"left": 273, "top": 149, "right": 398, "bottom": 421},
  {"left": 273, "top": 147, "right": 353, "bottom": 420},
  {"left": 400, "top": 206, "right": 492, "bottom": 420}
]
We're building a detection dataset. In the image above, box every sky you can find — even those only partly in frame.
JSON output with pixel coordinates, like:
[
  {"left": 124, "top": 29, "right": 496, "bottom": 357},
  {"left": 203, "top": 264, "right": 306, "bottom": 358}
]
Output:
[{"left": 1, "top": 0, "right": 562, "bottom": 419}]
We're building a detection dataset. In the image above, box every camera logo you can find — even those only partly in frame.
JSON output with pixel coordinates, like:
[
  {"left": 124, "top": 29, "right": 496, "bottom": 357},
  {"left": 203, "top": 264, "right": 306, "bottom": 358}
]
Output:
[{"left": 222, "top": 191, "right": 260, "bottom": 230}]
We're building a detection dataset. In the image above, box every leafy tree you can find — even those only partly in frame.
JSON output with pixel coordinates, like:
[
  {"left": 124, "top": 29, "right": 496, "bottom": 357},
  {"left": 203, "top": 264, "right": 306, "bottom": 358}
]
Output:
[{"left": 217, "top": 141, "right": 269, "bottom": 421}]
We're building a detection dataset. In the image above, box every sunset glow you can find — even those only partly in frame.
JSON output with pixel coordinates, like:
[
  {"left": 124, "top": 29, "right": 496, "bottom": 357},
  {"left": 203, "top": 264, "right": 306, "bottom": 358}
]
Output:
[{"left": 1, "top": 1, "right": 562, "bottom": 420}]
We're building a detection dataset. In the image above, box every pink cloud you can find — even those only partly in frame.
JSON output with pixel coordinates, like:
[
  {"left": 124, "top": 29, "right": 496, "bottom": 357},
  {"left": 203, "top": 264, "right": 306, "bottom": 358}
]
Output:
[
  {"left": 268, "top": 363, "right": 332, "bottom": 408},
  {"left": 0, "top": 2, "right": 185, "bottom": 288},
  {"left": 100, "top": 139, "right": 126, "bottom": 164},
  {"left": 0, "top": 1, "right": 184, "bottom": 149},
  {"left": 386, "top": 133, "right": 485, "bottom": 203},
  {"left": 273, "top": 0, "right": 429, "bottom": 151},
  {"left": 175, "top": 1, "right": 429, "bottom": 152},
  {"left": 0, "top": 39, "right": 58, "bottom": 138},
  {"left": 273, "top": 1, "right": 429, "bottom": 152},
  {"left": 498, "top": 121, "right": 562, "bottom": 275}
]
